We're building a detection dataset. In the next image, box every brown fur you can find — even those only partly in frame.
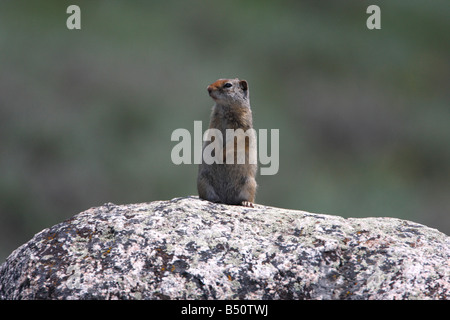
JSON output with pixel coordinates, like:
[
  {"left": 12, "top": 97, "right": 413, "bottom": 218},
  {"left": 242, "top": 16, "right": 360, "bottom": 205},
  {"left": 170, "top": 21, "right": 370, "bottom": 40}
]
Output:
[{"left": 198, "top": 78, "right": 257, "bottom": 207}]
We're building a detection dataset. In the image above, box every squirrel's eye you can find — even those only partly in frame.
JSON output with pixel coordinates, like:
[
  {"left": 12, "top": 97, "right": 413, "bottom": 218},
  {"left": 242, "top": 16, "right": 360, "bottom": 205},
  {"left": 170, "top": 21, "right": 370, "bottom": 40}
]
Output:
[{"left": 223, "top": 83, "right": 232, "bottom": 88}]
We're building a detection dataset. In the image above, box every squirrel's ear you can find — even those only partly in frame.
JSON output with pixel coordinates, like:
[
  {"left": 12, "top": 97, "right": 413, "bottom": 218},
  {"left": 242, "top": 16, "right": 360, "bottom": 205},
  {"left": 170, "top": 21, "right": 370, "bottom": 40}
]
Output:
[{"left": 239, "top": 80, "right": 248, "bottom": 91}]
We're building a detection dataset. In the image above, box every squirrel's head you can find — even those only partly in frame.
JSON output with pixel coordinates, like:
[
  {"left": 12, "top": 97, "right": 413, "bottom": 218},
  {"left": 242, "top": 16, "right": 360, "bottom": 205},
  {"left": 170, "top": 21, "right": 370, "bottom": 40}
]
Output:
[{"left": 207, "top": 78, "right": 249, "bottom": 106}]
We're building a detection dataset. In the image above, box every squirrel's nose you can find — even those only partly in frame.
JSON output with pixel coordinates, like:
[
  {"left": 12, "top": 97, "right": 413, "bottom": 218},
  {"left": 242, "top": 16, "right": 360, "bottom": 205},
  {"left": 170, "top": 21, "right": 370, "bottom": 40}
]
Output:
[{"left": 207, "top": 85, "right": 213, "bottom": 94}]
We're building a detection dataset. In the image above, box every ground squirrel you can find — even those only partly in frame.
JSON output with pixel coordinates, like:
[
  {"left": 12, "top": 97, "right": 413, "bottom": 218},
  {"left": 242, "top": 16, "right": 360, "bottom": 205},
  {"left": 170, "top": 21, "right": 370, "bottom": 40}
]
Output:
[{"left": 197, "top": 78, "right": 257, "bottom": 207}]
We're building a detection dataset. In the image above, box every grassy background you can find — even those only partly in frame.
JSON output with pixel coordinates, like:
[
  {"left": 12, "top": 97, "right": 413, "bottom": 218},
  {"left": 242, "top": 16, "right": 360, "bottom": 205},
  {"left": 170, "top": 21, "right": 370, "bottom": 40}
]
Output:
[{"left": 1, "top": 0, "right": 449, "bottom": 263}]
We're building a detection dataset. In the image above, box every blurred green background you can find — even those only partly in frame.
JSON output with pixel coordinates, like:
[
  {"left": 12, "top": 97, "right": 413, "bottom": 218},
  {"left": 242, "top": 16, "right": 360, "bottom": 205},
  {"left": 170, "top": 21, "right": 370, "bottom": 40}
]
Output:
[{"left": 1, "top": 0, "right": 449, "bottom": 263}]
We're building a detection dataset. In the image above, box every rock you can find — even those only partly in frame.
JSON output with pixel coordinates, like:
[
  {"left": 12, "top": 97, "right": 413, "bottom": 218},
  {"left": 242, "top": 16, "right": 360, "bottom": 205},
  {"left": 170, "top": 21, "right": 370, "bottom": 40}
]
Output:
[{"left": 0, "top": 196, "right": 449, "bottom": 300}]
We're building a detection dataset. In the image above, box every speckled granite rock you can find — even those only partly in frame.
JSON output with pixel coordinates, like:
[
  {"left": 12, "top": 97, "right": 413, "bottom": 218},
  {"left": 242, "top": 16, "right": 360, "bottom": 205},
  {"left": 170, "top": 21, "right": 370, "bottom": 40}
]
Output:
[{"left": 0, "top": 196, "right": 449, "bottom": 300}]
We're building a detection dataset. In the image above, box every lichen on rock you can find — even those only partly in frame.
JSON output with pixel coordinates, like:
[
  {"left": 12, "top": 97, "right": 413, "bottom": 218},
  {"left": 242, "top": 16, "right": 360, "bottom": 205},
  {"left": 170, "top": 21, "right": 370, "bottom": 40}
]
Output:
[{"left": 0, "top": 196, "right": 449, "bottom": 299}]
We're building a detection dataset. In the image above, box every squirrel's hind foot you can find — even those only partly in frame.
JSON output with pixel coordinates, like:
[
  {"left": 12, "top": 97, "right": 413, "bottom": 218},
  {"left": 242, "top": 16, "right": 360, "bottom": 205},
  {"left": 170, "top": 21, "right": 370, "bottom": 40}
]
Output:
[{"left": 241, "top": 201, "right": 254, "bottom": 208}]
